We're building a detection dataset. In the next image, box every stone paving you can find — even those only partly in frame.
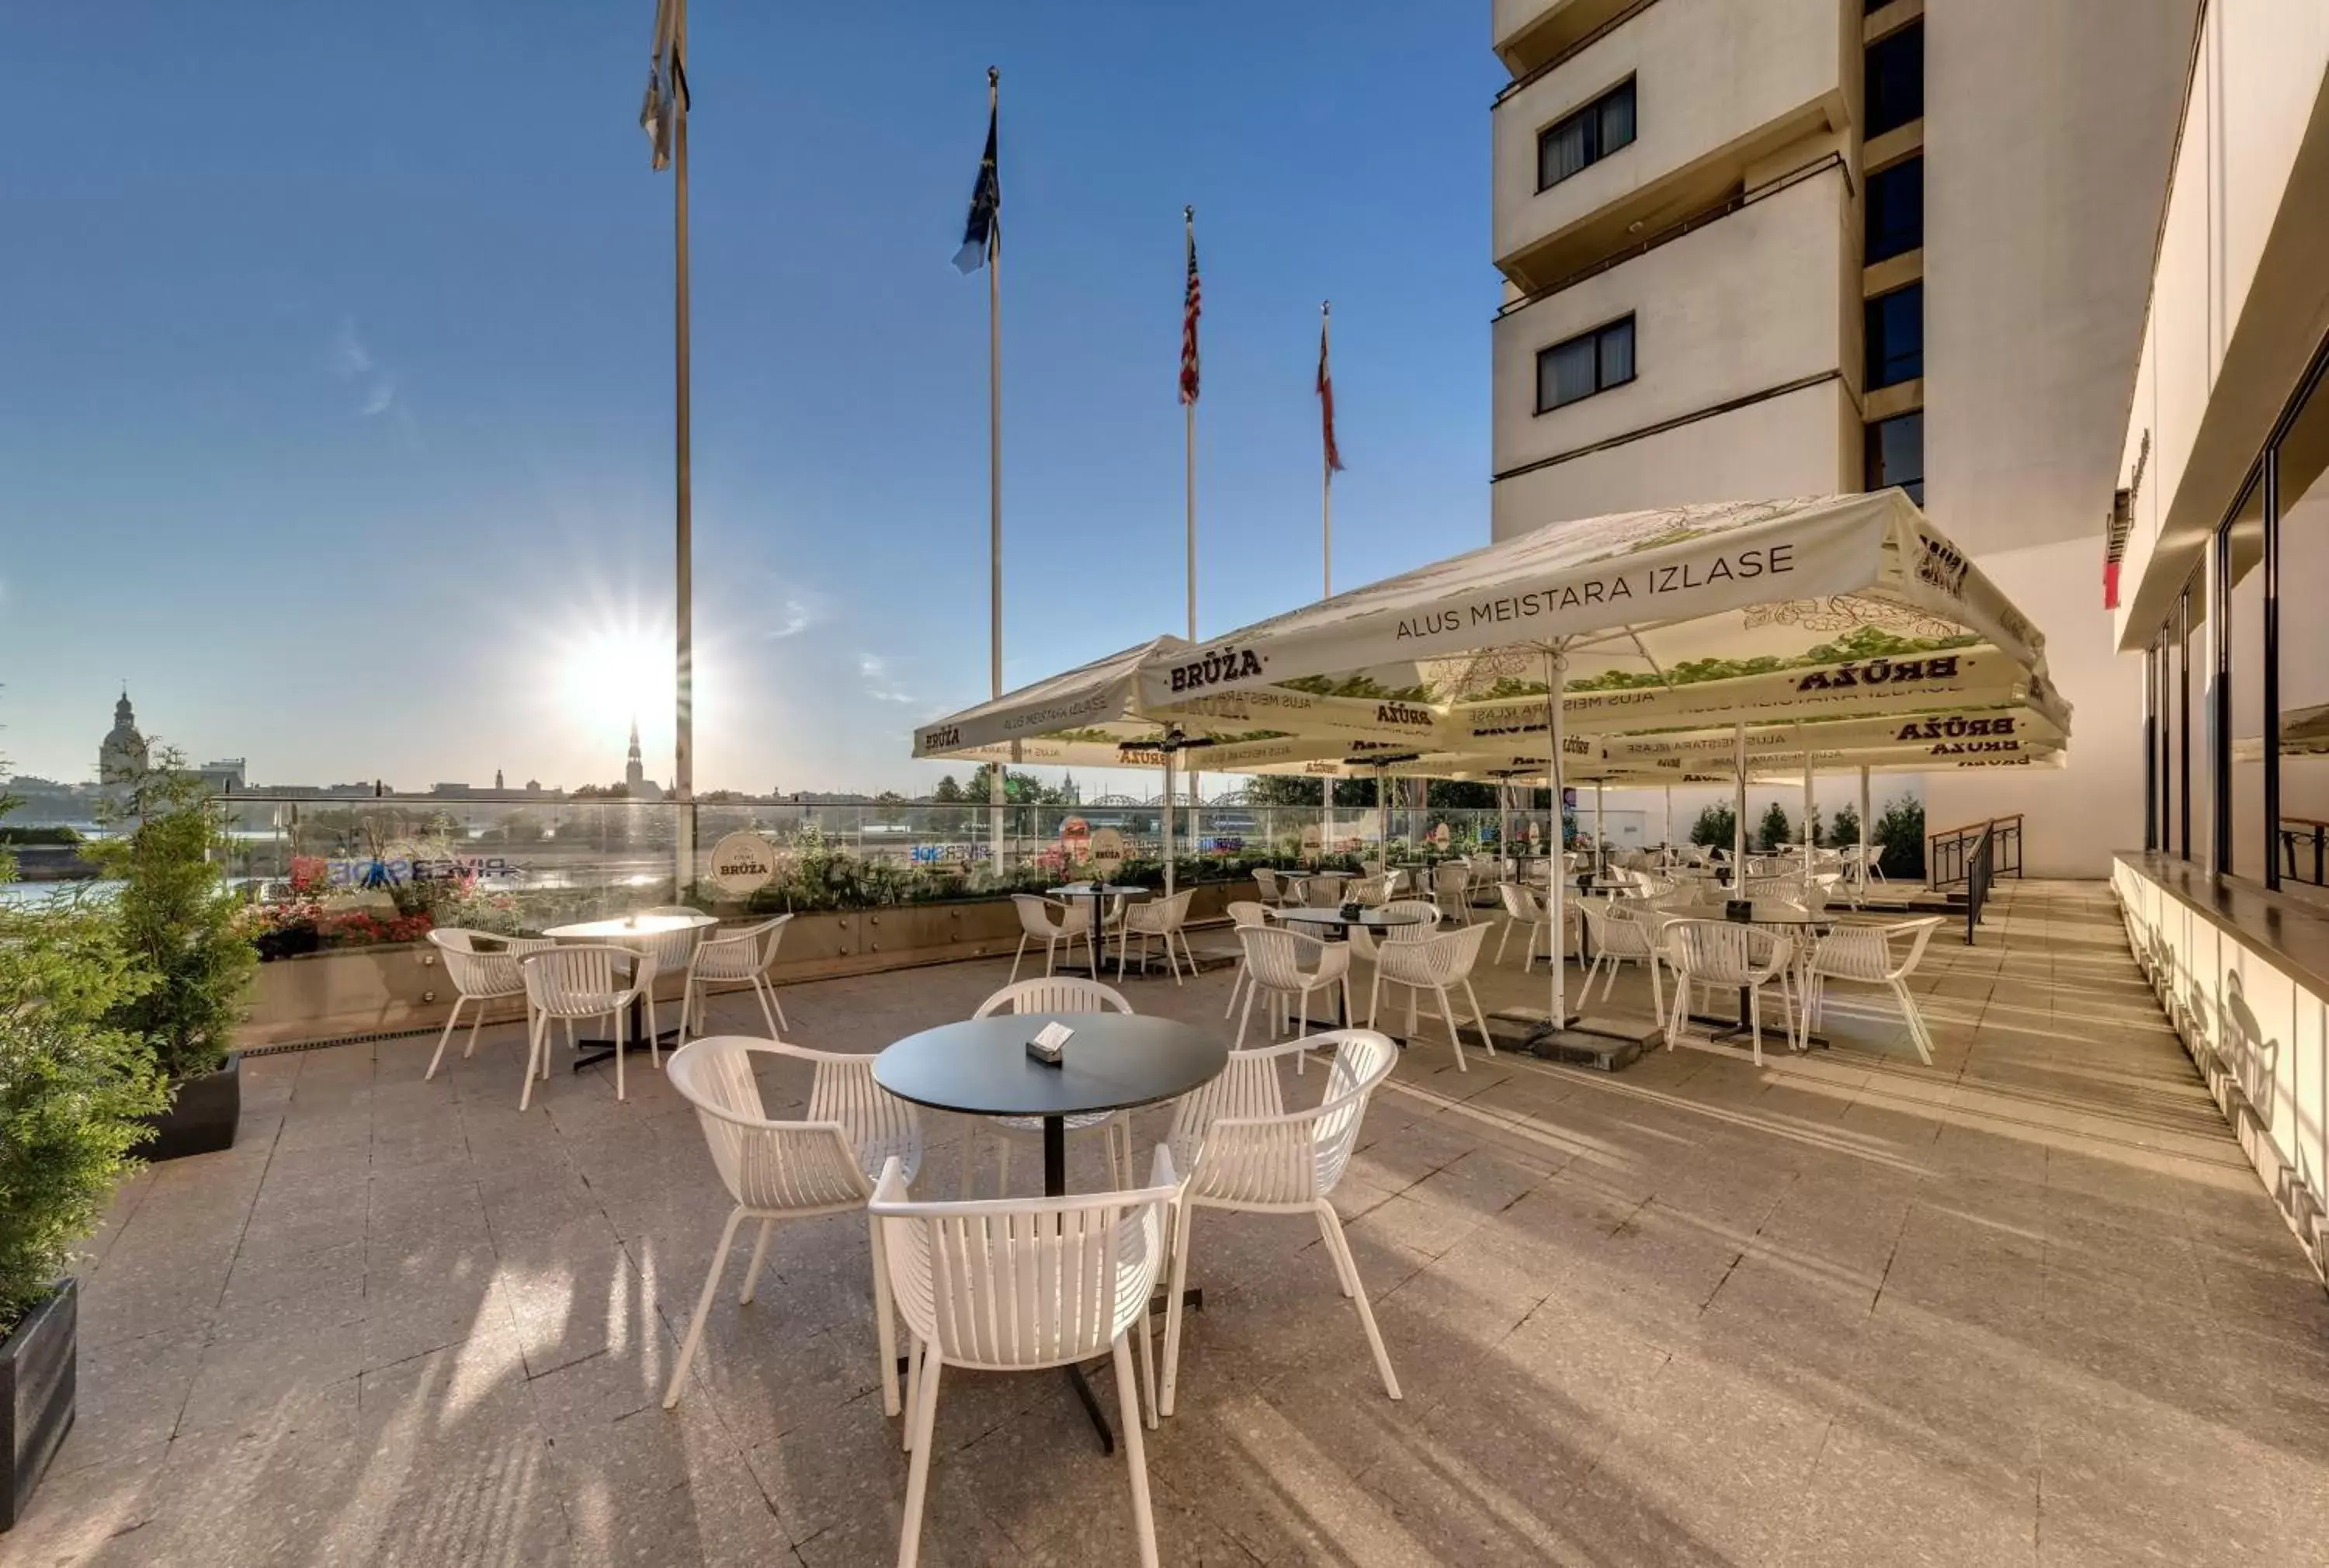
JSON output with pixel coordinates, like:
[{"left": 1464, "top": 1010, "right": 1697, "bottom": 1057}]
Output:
[{"left": 7, "top": 880, "right": 2329, "bottom": 1566}]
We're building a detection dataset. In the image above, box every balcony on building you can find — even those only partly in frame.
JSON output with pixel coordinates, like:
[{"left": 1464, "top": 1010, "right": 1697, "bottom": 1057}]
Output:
[
  {"left": 1493, "top": 0, "right": 1854, "bottom": 295},
  {"left": 1491, "top": 161, "right": 1857, "bottom": 532}
]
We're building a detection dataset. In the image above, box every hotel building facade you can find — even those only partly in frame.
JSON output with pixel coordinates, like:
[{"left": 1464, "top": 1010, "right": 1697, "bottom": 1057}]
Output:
[{"left": 1487, "top": 0, "right": 2200, "bottom": 875}]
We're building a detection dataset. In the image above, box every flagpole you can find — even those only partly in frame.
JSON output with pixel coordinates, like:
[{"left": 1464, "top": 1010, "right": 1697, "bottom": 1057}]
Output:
[
  {"left": 985, "top": 68, "right": 1007, "bottom": 876},
  {"left": 1321, "top": 300, "right": 1334, "bottom": 599},
  {"left": 672, "top": 0, "right": 694, "bottom": 897},
  {"left": 1182, "top": 206, "right": 1200, "bottom": 856}
]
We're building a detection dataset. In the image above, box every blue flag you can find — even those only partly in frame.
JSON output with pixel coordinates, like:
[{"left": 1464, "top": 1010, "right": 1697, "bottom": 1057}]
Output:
[{"left": 954, "top": 93, "right": 999, "bottom": 273}]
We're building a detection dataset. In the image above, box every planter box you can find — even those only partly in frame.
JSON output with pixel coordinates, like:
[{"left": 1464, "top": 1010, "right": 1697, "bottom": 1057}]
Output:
[
  {"left": 234, "top": 880, "right": 1265, "bottom": 1050},
  {"left": 1, "top": 1280, "right": 75, "bottom": 1533},
  {"left": 136, "top": 1054, "right": 241, "bottom": 1162}
]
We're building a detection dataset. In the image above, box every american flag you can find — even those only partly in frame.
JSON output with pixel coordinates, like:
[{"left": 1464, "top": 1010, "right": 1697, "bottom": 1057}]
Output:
[
  {"left": 1317, "top": 306, "right": 1345, "bottom": 474},
  {"left": 1179, "top": 213, "right": 1202, "bottom": 406}
]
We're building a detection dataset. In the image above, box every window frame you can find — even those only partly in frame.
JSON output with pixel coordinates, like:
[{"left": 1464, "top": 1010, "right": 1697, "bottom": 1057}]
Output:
[
  {"left": 1536, "top": 77, "right": 1638, "bottom": 193},
  {"left": 1533, "top": 314, "right": 1638, "bottom": 415},
  {"left": 1864, "top": 409, "right": 1925, "bottom": 505},
  {"left": 1864, "top": 281, "right": 1925, "bottom": 390},
  {"left": 1863, "top": 154, "right": 1923, "bottom": 264},
  {"left": 1863, "top": 19, "right": 1925, "bottom": 139}
]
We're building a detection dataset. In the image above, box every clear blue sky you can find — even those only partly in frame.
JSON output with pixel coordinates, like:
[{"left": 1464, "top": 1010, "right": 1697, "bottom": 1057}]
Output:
[{"left": 0, "top": 1, "right": 1498, "bottom": 796}]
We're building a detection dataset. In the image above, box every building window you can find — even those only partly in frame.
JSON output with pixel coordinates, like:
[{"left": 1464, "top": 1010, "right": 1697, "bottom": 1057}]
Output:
[
  {"left": 1865, "top": 156, "right": 1922, "bottom": 263},
  {"left": 1866, "top": 411, "right": 1924, "bottom": 505},
  {"left": 1865, "top": 282, "right": 1923, "bottom": 389},
  {"left": 1536, "top": 316, "right": 1636, "bottom": 412},
  {"left": 1538, "top": 78, "right": 1637, "bottom": 191},
  {"left": 1864, "top": 20, "right": 1924, "bottom": 138}
]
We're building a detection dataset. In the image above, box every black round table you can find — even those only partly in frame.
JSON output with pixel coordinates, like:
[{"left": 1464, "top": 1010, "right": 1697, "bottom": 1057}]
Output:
[
  {"left": 1044, "top": 883, "right": 1149, "bottom": 977},
  {"left": 874, "top": 1012, "right": 1227, "bottom": 1197},
  {"left": 874, "top": 1012, "right": 1227, "bottom": 1453}
]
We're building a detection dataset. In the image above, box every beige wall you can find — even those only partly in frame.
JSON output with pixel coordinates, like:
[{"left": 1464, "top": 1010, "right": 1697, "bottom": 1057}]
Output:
[
  {"left": 1494, "top": 168, "right": 1851, "bottom": 475},
  {"left": 1491, "top": 376, "right": 1852, "bottom": 536},
  {"left": 2116, "top": 0, "right": 2329, "bottom": 646},
  {"left": 1926, "top": 534, "right": 2146, "bottom": 877},
  {"left": 1492, "top": 0, "right": 1845, "bottom": 271}
]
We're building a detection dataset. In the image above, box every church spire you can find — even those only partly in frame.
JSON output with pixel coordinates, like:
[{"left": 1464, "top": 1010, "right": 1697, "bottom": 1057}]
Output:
[{"left": 624, "top": 718, "right": 645, "bottom": 790}]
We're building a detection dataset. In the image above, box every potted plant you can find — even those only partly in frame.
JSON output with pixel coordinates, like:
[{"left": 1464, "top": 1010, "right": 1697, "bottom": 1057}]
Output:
[
  {"left": 0, "top": 807, "right": 167, "bottom": 1529},
  {"left": 85, "top": 753, "right": 258, "bottom": 1161}
]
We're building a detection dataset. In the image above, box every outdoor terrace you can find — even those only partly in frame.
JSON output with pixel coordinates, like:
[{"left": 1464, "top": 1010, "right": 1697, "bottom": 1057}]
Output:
[{"left": 7, "top": 882, "right": 2326, "bottom": 1567}]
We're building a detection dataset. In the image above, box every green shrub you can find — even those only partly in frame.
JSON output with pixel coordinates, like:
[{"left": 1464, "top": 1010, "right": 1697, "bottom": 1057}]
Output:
[
  {"left": 1873, "top": 796, "right": 1927, "bottom": 879},
  {"left": 0, "top": 868, "right": 168, "bottom": 1337},
  {"left": 1757, "top": 803, "right": 1793, "bottom": 852},
  {"left": 85, "top": 754, "right": 258, "bottom": 1081},
  {"left": 1828, "top": 804, "right": 1861, "bottom": 848},
  {"left": 1689, "top": 804, "right": 1737, "bottom": 848}
]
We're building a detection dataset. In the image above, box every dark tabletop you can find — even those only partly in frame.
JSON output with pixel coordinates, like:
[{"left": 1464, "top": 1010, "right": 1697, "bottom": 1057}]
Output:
[
  {"left": 1046, "top": 884, "right": 1149, "bottom": 898},
  {"left": 1276, "top": 907, "right": 1432, "bottom": 930},
  {"left": 873, "top": 1013, "right": 1228, "bottom": 1119}
]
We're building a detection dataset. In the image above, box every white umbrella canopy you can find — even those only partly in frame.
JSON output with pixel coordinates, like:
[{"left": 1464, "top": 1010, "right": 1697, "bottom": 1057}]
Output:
[{"left": 1131, "top": 492, "right": 2063, "bottom": 1032}]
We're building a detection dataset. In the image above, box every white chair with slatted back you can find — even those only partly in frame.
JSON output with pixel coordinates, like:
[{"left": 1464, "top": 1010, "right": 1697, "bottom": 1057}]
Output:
[
  {"left": 1251, "top": 867, "right": 1291, "bottom": 909},
  {"left": 518, "top": 945, "right": 657, "bottom": 1108},
  {"left": 1805, "top": 915, "right": 1945, "bottom": 1063},
  {"left": 1661, "top": 919, "right": 1797, "bottom": 1065},
  {"left": 661, "top": 1036, "right": 922, "bottom": 1413},
  {"left": 1008, "top": 894, "right": 1089, "bottom": 984},
  {"left": 1744, "top": 875, "right": 1804, "bottom": 904},
  {"left": 1159, "top": 1029, "right": 1400, "bottom": 1415},
  {"left": 874, "top": 1150, "right": 1178, "bottom": 1568},
  {"left": 1430, "top": 861, "right": 1473, "bottom": 924},
  {"left": 626, "top": 918, "right": 708, "bottom": 1041},
  {"left": 965, "top": 977, "right": 1135, "bottom": 1197},
  {"left": 682, "top": 914, "right": 793, "bottom": 1039},
  {"left": 1578, "top": 898, "right": 1665, "bottom": 1022},
  {"left": 1220, "top": 900, "right": 1272, "bottom": 1021},
  {"left": 1494, "top": 881, "right": 1550, "bottom": 970},
  {"left": 425, "top": 928, "right": 552, "bottom": 1079},
  {"left": 1233, "top": 925, "right": 1352, "bottom": 1060},
  {"left": 1369, "top": 923, "right": 1495, "bottom": 1072},
  {"left": 1352, "top": 897, "right": 1442, "bottom": 1037},
  {"left": 1118, "top": 888, "right": 1197, "bottom": 985}
]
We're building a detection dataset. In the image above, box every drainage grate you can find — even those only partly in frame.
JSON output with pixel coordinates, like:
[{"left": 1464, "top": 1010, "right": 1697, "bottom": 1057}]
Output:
[{"left": 240, "top": 1027, "right": 442, "bottom": 1059}]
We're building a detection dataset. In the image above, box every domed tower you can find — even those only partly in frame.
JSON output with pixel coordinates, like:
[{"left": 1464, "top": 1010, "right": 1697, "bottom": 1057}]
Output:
[{"left": 98, "top": 689, "right": 148, "bottom": 784}]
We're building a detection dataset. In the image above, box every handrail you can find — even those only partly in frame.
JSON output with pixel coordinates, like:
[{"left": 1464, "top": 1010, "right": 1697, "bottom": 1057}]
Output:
[
  {"left": 1929, "top": 813, "right": 2022, "bottom": 893},
  {"left": 1962, "top": 822, "right": 1996, "bottom": 944},
  {"left": 1493, "top": 0, "right": 1664, "bottom": 108},
  {"left": 2280, "top": 817, "right": 2329, "bottom": 888},
  {"left": 1494, "top": 154, "right": 1849, "bottom": 317}
]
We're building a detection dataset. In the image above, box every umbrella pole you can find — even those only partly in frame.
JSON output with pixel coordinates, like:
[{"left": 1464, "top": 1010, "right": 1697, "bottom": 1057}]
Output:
[
  {"left": 1802, "top": 745, "right": 1816, "bottom": 897},
  {"left": 1663, "top": 785, "right": 1674, "bottom": 861},
  {"left": 1732, "top": 720, "right": 1748, "bottom": 888},
  {"left": 1378, "top": 766, "right": 1390, "bottom": 862},
  {"left": 1546, "top": 649, "right": 1568, "bottom": 1029},
  {"left": 1162, "top": 751, "right": 1176, "bottom": 900},
  {"left": 1595, "top": 779, "right": 1606, "bottom": 876},
  {"left": 1859, "top": 763, "right": 1873, "bottom": 904}
]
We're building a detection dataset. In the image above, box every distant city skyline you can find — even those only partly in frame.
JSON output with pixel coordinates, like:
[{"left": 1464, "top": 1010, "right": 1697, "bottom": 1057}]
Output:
[{"left": 1, "top": 3, "right": 1496, "bottom": 799}]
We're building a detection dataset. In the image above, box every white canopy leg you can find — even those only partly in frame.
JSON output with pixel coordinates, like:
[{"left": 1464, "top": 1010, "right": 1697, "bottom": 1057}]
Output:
[
  {"left": 1546, "top": 649, "right": 1569, "bottom": 1030},
  {"left": 1732, "top": 720, "right": 1748, "bottom": 889},
  {"left": 1163, "top": 750, "right": 1177, "bottom": 900},
  {"left": 1802, "top": 745, "right": 1816, "bottom": 897},
  {"left": 1859, "top": 763, "right": 1873, "bottom": 905}
]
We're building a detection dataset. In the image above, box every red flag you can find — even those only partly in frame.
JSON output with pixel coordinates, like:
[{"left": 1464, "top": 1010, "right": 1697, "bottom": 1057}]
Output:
[
  {"left": 1179, "top": 213, "right": 1202, "bottom": 405},
  {"left": 1317, "top": 307, "right": 1345, "bottom": 474}
]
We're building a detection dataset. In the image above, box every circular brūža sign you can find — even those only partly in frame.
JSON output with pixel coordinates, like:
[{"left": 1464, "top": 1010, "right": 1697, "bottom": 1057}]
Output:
[
  {"left": 708, "top": 831, "right": 779, "bottom": 898},
  {"left": 1088, "top": 827, "right": 1127, "bottom": 877}
]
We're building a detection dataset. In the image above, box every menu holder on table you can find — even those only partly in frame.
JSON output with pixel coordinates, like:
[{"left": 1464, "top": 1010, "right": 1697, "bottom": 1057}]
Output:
[{"left": 1026, "top": 1020, "right": 1074, "bottom": 1067}]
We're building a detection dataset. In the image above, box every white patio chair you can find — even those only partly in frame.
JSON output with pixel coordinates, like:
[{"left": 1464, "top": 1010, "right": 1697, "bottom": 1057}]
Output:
[
  {"left": 1578, "top": 899, "right": 1666, "bottom": 1022},
  {"left": 1347, "top": 872, "right": 1394, "bottom": 907},
  {"left": 1348, "top": 897, "right": 1442, "bottom": 1032},
  {"left": 661, "top": 1036, "right": 922, "bottom": 1413},
  {"left": 1430, "top": 861, "right": 1473, "bottom": 925},
  {"left": 1251, "top": 866, "right": 1292, "bottom": 909},
  {"left": 1007, "top": 893, "right": 1090, "bottom": 984},
  {"left": 424, "top": 928, "right": 552, "bottom": 1079},
  {"left": 1744, "top": 875, "right": 1806, "bottom": 904},
  {"left": 1118, "top": 888, "right": 1197, "bottom": 985},
  {"left": 682, "top": 914, "right": 793, "bottom": 1039},
  {"left": 1303, "top": 871, "right": 1349, "bottom": 908},
  {"left": 519, "top": 945, "right": 658, "bottom": 1108},
  {"left": 1805, "top": 916, "right": 1946, "bottom": 1063},
  {"left": 1661, "top": 920, "right": 1797, "bottom": 1066},
  {"left": 1369, "top": 922, "right": 1495, "bottom": 1072},
  {"left": 1494, "top": 881, "right": 1553, "bottom": 970},
  {"left": 965, "top": 977, "right": 1135, "bottom": 1196},
  {"left": 627, "top": 918, "right": 708, "bottom": 1042},
  {"left": 1234, "top": 924, "right": 1352, "bottom": 1056},
  {"left": 1160, "top": 1029, "right": 1401, "bottom": 1417},
  {"left": 874, "top": 1150, "right": 1178, "bottom": 1568},
  {"left": 1220, "top": 900, "right": 1273, "bottom": 1020}
]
